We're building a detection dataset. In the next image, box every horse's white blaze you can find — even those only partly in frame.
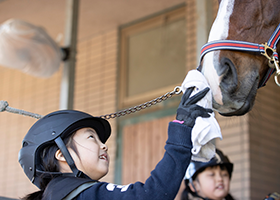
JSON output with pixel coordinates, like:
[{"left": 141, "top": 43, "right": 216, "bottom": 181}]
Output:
[
  {"left": 202, "top": 52, "right": 223, "bottom": 104},
  {"left": 208, "top": 0, "right": 234, "bottom": 42},
  {"left": 201, "top": 0, "right": 235, "bottom": 106}
]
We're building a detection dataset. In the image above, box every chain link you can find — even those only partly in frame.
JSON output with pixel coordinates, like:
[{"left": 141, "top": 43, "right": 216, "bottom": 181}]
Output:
[{"left": 99, "top": 86, "right": 182, "bottom": 119}]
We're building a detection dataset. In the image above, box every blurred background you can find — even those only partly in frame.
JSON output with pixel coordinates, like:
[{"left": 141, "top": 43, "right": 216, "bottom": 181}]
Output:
[{"left": 0, "top": 1, "right": 279, "bottom": 199}]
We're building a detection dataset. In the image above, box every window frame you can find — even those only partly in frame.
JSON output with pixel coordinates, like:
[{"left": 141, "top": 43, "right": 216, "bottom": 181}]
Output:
[{"left": 118, "top": 5, "right": 186, "bottom": 109}]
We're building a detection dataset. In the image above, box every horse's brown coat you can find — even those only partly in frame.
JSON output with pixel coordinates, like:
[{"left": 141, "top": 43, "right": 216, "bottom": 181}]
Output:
[{"left": 201, "top": 0, "right": 280, "bottom": 116}]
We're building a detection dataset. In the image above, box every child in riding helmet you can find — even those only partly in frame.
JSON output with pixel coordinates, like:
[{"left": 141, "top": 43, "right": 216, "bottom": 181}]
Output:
[
  {"left": 18, "top": 87, "right": 213, "bottom": 200},
  {"left": 181, "top": 148, "right": 235, "bottom": 200}
]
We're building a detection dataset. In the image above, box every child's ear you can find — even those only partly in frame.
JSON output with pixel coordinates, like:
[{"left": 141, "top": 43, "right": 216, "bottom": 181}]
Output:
[
  {"left": 189, "top": 180, "right": 200, "bottom": 193},
  {"left": 55, "top": 149, "right": 66, "bottom": 162}
]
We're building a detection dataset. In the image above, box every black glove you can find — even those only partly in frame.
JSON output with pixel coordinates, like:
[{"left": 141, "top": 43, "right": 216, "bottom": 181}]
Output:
[{"left": 176, "top": 86, "right": 213, "bottom": 127}]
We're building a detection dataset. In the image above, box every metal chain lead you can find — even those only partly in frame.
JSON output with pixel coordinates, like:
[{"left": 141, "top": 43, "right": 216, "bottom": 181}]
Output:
[
  {"left": 0, "top": 87, "right": 182, "bottom": 120},
  {"left": 99, "top": 86, "right": 182, "bottom": 119}
]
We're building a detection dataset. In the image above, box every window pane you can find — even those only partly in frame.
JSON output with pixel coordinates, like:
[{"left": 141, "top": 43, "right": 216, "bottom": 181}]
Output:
[{"left": 127, "top": 18, "right": 186, "bottom": 97}]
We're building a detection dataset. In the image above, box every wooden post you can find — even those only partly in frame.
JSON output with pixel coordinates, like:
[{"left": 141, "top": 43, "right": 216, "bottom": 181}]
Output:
[
  {"left": 59, "top": 0, "right": 79, "bottom": 110},
  {"left": 196, "top": 0, "right": 213, "bottom": 65}
]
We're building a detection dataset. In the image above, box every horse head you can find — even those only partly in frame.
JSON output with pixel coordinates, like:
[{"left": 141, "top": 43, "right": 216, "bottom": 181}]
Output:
[{"left": 200, "top": 0, "right": 280, "bottom": 116}]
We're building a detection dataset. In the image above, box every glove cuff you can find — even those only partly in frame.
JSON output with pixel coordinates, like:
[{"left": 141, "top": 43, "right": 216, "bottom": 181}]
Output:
[
  {"left": 172, "top": 119, "right": 184, "bottom": 124},
  {"left": 167, "top": 122, "right": 192, "bottom": 148}
]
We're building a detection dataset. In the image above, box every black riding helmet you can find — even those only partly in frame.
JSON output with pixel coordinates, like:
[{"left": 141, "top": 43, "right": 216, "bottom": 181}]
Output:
[{"left": 18, "top": 110, "right": 111, "bottom": 188}]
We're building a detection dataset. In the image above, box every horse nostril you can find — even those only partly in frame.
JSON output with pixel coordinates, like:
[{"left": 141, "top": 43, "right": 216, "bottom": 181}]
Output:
[{"left": 220, "top": 57, "right": 238, "bottom": 93}]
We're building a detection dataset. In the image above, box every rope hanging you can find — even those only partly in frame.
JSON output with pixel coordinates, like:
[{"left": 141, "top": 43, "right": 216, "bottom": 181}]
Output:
[{"left": 0, "top": 100, "right": 43, "bottom": 119}]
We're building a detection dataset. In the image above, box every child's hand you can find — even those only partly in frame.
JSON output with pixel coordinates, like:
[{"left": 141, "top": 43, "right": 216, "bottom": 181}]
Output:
[
  {"left": 176, "top": 87, "right": 213, "bottom": 127},
  {"left": 264, "top": 192, "right": 280, "bottom": 200}
]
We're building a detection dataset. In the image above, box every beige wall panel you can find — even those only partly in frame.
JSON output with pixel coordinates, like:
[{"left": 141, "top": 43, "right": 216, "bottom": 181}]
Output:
[
  {"left": 74, "top": 29, "right": 118, "bottom": 184},
  {"left": 186, "top": 0, "right": 197, "bottom": 71},
  {"left": 216, "top": 114, "right": 250, "bottom": 200},
  {"left": 0, "top": 66, "right": 62, "bottom": 198},
  {"left": 0, "top": 27, "right": 118, "bottom": 198},
  {"left": 249, "top": 78, "right": 280, "bottom": 200}
]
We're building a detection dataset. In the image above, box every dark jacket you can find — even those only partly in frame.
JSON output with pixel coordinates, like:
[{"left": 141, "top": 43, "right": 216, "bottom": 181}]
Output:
[{"left": 43, "top": 122, "right": 192, "bottom": 200}]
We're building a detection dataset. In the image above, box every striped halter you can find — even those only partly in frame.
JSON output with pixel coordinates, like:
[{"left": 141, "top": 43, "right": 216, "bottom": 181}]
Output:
[{"left": 200, "top": 24, "right": 280, "bottom": 88}]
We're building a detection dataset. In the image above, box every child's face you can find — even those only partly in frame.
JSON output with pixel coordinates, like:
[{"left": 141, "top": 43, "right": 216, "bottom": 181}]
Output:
[
  {"left": 192, "top": 165, "right": 230, "bottom": 200},
  {"left": 69, "top": 127, "right": 110, "bottom": 180}
]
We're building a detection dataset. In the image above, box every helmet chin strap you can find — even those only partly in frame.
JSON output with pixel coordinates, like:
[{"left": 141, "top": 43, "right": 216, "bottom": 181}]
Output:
[
  {"left": 189, "top": 178, "right": 212, "bottom": 200},
  {"left": 54, "top": 136, "right": 83, "bottom": 177}
]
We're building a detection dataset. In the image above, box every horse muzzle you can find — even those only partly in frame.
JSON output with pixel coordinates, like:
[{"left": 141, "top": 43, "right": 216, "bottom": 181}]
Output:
[{"left": 201, "top": 53, "right": 259, "bottom": 116}]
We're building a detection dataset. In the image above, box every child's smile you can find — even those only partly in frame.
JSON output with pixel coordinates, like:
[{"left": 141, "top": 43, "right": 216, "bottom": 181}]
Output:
[
  {"left": 69, "top": 127, "right": 110, "bottom": 180},
  {"left": 192, "top": 165, "right": 230, "bottom": 200},
  {"left": 99, "top": 153, "right": 109, "bottom": 161}
]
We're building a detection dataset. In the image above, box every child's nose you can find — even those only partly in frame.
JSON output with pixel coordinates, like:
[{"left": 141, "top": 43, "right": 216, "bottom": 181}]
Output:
[
  {"left": 100, "top": 143, "right": 108, "bottom": 151},
  {"left": 216, "top": 173, "right": 223, "bottom": 181}
]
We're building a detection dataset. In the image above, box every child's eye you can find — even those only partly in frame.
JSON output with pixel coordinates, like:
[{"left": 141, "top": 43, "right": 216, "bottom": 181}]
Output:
[
  {"left": 88, "top": 135, "right": 95, "bottom": 139},
  {"left": 222, "top": 173, "right": 229, "bottom": 177}
]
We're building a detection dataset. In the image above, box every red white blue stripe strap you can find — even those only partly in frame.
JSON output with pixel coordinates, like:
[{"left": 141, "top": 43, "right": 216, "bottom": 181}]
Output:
[
  {"left": 200, "top": 40, "right": 265, "bottom": 61},
  {"left": 267, "top": 23, "right": 280, "bottom": 49},
  {"left": 199, "top": 23, "right": 280, "bottom": 88}
]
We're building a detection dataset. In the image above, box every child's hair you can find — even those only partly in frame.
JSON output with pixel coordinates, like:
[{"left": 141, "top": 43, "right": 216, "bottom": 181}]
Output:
[
  {"left": 181, "top": 149, "right": 235, "bottom": 200},
  {"left": 22, "top": 134, "right": 76, "bottom": 200},
  {"left": 18, "top": 110, "right": 111, "bottom": 199},
  {"left": 22, "top": 144, "right": 60, "bottom": 200},
  {"left": 181, "top": 166, "right": 235, "bottom": 200}
]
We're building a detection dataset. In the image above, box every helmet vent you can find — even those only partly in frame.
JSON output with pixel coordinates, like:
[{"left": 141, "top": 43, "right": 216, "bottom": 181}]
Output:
[{"left": 23, "top": 141, "right": 28, "bottom": 147}]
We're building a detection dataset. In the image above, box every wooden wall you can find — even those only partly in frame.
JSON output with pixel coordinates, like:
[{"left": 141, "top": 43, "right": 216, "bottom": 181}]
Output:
[
  {"left": 122, "top": 116, "right": 171, "bottom": 184},
  {"left": 121, "top": 115, "right": 188, "bottom": 199}
]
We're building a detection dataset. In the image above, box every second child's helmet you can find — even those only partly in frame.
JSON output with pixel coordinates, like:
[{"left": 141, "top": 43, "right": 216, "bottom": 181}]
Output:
[
  {"left": 18, "top": 110, "right": 111, "bottom": 188},
  {"left": 185, "top": 148, "right": 234, "bottom": 181},
  {"left": 183, "top": 149, "right": 234, "bottom": 200}
]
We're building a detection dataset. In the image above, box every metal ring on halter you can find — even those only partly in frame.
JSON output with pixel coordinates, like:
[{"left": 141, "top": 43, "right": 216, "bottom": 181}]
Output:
[
  {"left": 261, "top": 45, "right": 280, "bottom": 86},
  {"left": 274, "top": 74, "right": 280, "bottom": 87},
  {"left": 174, "top": 86, "right": 182, "bottom": 95},
  {"left": 272, "top": 56, "right": 280, "bottom": 86},
  {"left": 261, "top": 42, "right": 276, "bottom": 61}
]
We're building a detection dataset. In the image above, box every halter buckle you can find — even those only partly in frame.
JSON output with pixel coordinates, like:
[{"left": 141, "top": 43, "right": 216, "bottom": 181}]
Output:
[{"left": 261, "top": 42, "right": 276, "bottom": 61}]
